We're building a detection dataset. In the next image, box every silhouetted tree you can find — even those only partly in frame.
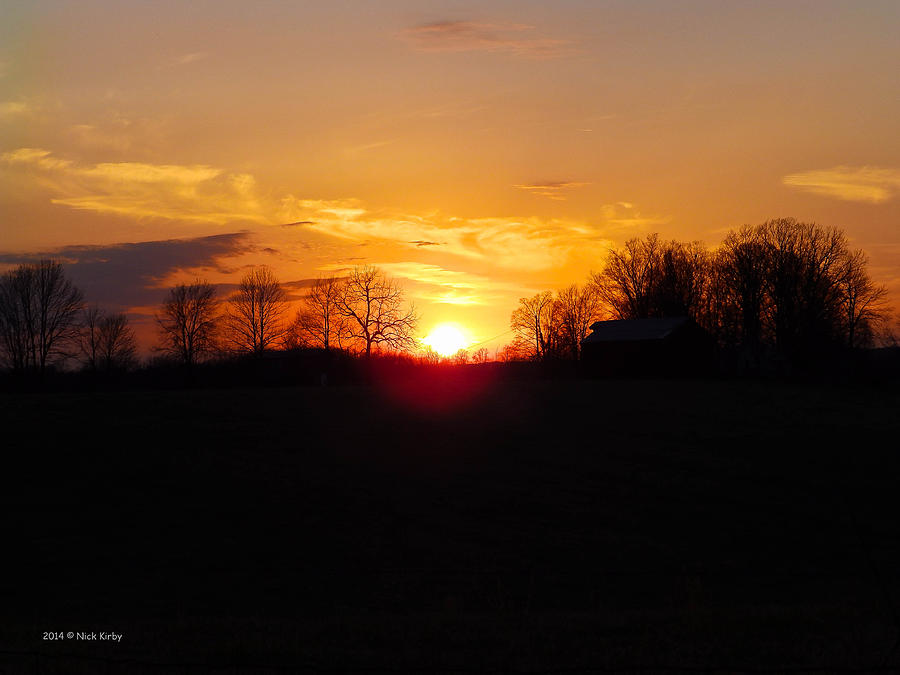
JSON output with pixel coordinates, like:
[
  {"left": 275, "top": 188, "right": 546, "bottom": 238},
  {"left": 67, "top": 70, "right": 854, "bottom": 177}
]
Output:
[
  {"left": 156, "top": 280, "right": 219, "bottom": 367},
  {"left": 510, "top": 291, "right": 559, "bottom": 360},
  {"left": 555, "top": 283, "right": 604, "bottom": 360},
  {"left": 336, "top": 265, "right": 419, "bottom": 357},
  {"left": 587, "top": 220, "right": 892, "bottom": 368},
  {"left": 0, "top": 259, "right": 84, "bottom": 375},
  {"left": 709, "top": 218, "right": 863, "bottom": 363},
  {"left": 758, "top": 218, "right": 847, "bottom": 360},
  {"left": 693, "top": 248, "right": 736, "bottom": 347},
  {"left": 225, "top": 266, "right": 287, "bottom": 355},
  {"left": 592, "top": 234, "right": 663, "bottom": 320},
  {"left": 420, "top": 346, "right": 442, "bottom": 365},
  {"left": 717, "top": 226, "right": 770, "bottom": 355},
  {"left": 655, "top": 241, "right": 711, "bottom": 318},
  {"left": 497, "top": 343, "right": 527, "bottom": 362},
  {"left": 592, "top": 235, "right": 710, "bottom": 322},
  {"left": 287, "top": 276, "right": 348, "bottom": 350},
  {"left": 80, "top": 307, "right": 103, "bottom": 371},
  {"left": 471, "top": 347, "right": 490, "bottom": 364},
  {"left": 836, "top": 249, "right": 889, "bottom": 348},
  {"left": 79, "top": 307, "right": 138, "bottom": 373}
]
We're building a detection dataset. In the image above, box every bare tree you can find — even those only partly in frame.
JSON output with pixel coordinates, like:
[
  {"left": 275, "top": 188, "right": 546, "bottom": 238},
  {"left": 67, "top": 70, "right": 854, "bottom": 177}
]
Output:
[
  {"left": 504, "top": 219, "right": 893, "bottom": 370},
  {"left": 555, "top": 283, "right": 604, "bottom": 360},
  {"left": 837, "top": 249, "right": 889, "bottom": 348},
  {"left": 593, "top": 234, "right": 663, "bottom": 320},
  {"left": 80, "top": 307, "right": 138, "bottom": 372},
  {"left": 706, "top": 218, "right": 888, "bottom": 359},
  {"left": 592, "top": 235, "right": 711, "bottom": 322},
  {"left": 156, "top": 280, "right": 220, "bottom": 367},
  {"left": 80, "top": 306, "right": 103, "bottom": 372},
  {"left": 420, "top": 346, "right": 442, "bottom": 365},
  {"left": 510, "top": 291, "right": 559, "bottom": 360},
  {"left": 655, "top": 241, "right": 711, "bottom": 318},
  {"left": 497, "top": 343, "right": 526, "bottom": 362},
  {"left": 0, "top": 269, "right": 30, "bottom": 372},
  {"left": 287, "top": 276, "right": 348, "bottom": 350},
  {"left": 695, "top": 248, "right": 740, "bottom": 347},
  {"left": 717, "top": 226, "right": 770, "bottom": 354},
  {"left": 757, "top": 218, "right": 847, "bottom": 357},
  {"left": 0, "top": 260, "right": 84, "bottom": 375},
  {"left": 225, "top": 266, "right": 288, "bottom": 355},
  {"left": 471, "top": 347, "right": 490, "bottom": 364},
  {"left": 336, "top": 265, "right": 419, "bottom": 357}
]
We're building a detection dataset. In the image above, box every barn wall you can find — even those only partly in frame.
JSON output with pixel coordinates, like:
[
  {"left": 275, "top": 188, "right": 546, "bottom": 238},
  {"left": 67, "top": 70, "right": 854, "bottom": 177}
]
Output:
[{"left": 582, "top": 326, "right": 715, "bottom": 377}]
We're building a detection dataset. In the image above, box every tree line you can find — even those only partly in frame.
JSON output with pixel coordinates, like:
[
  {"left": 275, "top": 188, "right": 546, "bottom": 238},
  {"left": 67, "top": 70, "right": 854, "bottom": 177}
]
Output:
[
  {"left": 0, "top": 261, "right": 419, "bottom": 376},
  {"left": 509, "top": 218, "right": 892, "bottom": 368},
  {"left": 155, "top": 264, "right": 420, "bottom": 367},
  {"left": 0, "top": 217, "right": 893, "bottom": 378}
]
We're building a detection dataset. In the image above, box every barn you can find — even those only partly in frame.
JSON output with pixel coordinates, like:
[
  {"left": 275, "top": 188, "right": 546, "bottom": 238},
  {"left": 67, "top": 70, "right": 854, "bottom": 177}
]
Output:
[{"left": 581, "top": 317, "right": 714, "bottom": 376}]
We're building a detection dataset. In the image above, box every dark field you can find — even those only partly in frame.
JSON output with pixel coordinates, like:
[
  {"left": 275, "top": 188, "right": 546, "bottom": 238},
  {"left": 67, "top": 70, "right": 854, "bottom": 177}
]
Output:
[{"left": 3, "top": 372, "right": 900, "bottom": 673}]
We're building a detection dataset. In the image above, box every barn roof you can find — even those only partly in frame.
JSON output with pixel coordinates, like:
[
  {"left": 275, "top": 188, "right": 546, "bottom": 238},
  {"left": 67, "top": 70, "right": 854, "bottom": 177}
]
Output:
[{"left": 583, "top": 317, "right": 691, "bottom": 343}]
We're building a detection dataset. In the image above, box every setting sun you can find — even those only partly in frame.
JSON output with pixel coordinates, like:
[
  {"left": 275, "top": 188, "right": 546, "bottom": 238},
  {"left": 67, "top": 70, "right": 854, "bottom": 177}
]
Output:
[{"left": 422, "top": 323, "right": 469, "bottom": 357}]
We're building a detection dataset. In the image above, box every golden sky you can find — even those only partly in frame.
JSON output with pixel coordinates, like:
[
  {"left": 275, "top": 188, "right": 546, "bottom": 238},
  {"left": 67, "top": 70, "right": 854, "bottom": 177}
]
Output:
[{"left": 2, "top": 1, "right": 899, "bottom": 352}]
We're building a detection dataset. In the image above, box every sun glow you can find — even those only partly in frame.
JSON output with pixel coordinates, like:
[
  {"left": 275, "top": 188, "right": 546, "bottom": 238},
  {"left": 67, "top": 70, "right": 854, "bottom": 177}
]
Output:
[{"left": 422, "top": 323, "right": 469, "bottom": 357}]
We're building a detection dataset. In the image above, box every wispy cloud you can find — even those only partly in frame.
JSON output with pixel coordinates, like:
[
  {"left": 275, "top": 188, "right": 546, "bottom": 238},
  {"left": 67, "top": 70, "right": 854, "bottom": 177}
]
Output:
[
  {"left": 277, "top": 196, "right": 653, "bottom": 272},
  {"left": 374, "top": 262, "right": 523, "bottom": 306},
  {"left": 0, "top": 100, "right": 32, "bottom": 118},
  {"left": 172, "top": 52, "right": 209, "bottom": 66},
  {"left": 2, "top": 148, "right": 268, "bottom": 224},
  {"left": 783, "top": 166, "right": 900, "bottom": 204},
  {"left": 2, "top": 147, "right": 72, "bottom": 170},
  {"left": 399, "top": 21, "right": 572, "bottom": 58},
  {"left": 70, "top": 123, "right": 129, "bottom": 152},
  {"left": 2, "top": 147, "right": 663, "bottom": 276},
  {"left": 513, "top": 181, "right": 590, "bottom": 201},
  {"left": 282, "top": 198, "right": 366, "bottom": 221},
  {"left": 378, "top": 262, "right": 481, "bottom": 290},
  {"left": 68, "top": 113, "right": 169, "bottom": 153},
  {"left": 346, "top": 139, "right": 394, "bottom": 154},
  {"left": 591, "top": 202, "right": 669, "bottom": 233}
]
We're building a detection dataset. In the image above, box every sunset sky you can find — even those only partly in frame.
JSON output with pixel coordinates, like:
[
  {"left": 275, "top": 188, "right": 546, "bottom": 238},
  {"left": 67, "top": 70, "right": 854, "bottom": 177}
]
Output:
[{"left": 2, "top": 0, "right": 898, "bottom": 353}]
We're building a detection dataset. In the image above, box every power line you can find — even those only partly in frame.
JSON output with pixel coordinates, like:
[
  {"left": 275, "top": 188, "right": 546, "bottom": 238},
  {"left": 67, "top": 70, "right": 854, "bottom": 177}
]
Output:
[{"left": 467, "top": 328, "right": 515, "bottom": 349}]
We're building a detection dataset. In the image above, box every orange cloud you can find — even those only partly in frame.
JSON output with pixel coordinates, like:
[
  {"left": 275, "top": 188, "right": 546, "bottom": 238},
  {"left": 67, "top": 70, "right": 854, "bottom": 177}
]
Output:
[
  {"left": 68, "top": 114, "right": 169, "bottom": 153},
  {"left": 595, "top": 202, "right": 670, "bottom": 232},
  {"left": 369, "top": 262, "right": 526, "bottom": 306},
  {"left": 172, "top": 52, "right": 208, "bottom": 66},
  {"left": 399, "top": 21, "right": 572, "bottom": 58},
  {"left": 783, "top": 166, "right": 900, "bottom": 204},
  {"left": 3, "top": 148, "right": 664, "bottom": 277},
  {"left": 513, "top": 181, "right": 590, "bottom": 201},
  {"left": 0, "top": 100, "right": 32, "bottom": 118},
  {"left": 2, "top": 147, "right": 72, "bottom": 170},
  {"left": 277, "top": 196, "right": 664, "bottom": 272},
  {"left": 2, "top": 148, "right": 268, "bottom": 224}
]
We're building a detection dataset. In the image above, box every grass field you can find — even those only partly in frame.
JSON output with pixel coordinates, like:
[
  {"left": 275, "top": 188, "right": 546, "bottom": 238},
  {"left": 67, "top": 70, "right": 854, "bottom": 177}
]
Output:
[{"left": 2, "top": 372, "right": 900, "bottom": 672}]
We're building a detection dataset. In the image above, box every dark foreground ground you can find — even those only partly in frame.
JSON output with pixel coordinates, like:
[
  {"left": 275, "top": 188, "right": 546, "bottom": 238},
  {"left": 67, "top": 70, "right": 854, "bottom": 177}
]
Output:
[{"left": 2, "top": 371, "right": 900, "bottom": 673}]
